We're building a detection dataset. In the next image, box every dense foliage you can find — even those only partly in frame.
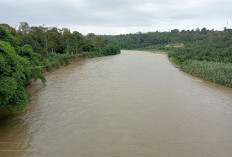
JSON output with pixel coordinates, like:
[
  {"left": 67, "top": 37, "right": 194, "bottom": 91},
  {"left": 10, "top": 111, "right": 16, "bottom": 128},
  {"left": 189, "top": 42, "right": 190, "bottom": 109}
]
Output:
[
  {"left": 161, "top": 39, "right": 232, "bottom": 64},
  {"left": 0, "top": 27, "right": 45, "bottom": 113},
  {"left": 103, "top": 28, "right": 232, "bottom": 87},
  {"left": 0, "top": 22, "right": 120, "bottom": 56},
  {"left": 102, "top": 28, "right": 216, "bottom": 49},
  {"left": 0, "top": 23, "right": 120, "bottom": 113}
]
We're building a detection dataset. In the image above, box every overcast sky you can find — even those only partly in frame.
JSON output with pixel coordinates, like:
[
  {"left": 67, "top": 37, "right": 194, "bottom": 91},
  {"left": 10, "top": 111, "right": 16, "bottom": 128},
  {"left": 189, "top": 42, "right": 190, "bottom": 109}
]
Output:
[{"left": 0, "top": 0, "right": 232, "bottom": 35}]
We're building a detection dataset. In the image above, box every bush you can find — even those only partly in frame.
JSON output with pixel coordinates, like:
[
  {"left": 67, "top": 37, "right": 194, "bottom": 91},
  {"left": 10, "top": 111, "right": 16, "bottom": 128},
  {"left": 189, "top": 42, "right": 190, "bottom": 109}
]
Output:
[{"left": 99, "top": 44, "right": 120, "bottom": 56}]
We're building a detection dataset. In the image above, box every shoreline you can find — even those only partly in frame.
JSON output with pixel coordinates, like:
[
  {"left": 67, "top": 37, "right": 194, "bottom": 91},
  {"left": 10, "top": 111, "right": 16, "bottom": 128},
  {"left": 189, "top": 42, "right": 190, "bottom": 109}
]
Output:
[
  {"left": 0, "top": 55, "right": 85, "bottom": 118},
  {"left": 140, "top": 49, "right": 231, "bottom": 88},
  {"left": 0, "top": 52, "right": 120, "bottom": 118},
  {"left": 135, "top": 49, "right": 180, "bottom": 68},
  {"left": 42, "top": 55, "right": 84, "bottom": 76}
]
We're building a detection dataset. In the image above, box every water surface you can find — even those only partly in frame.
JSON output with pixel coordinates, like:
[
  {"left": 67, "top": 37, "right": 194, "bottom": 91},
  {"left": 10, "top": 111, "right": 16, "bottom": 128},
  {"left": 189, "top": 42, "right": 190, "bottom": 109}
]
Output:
[{"left": 1, "top": 50, "right": 232, "bottom": 157}]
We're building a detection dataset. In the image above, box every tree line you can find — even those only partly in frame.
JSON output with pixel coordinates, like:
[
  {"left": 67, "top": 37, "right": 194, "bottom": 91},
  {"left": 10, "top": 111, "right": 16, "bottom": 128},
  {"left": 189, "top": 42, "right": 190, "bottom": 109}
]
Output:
[{"left": 2, "top": 22, "right": 120, "bottom": 55}]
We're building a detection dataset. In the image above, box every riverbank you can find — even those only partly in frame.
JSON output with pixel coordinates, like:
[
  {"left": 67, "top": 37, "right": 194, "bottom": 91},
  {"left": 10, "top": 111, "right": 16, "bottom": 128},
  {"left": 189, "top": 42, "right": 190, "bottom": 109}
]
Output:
[
  {"left": 42, "top": 54, "right": 82, "bottom": 75},
  {"left": 135, "top": 49, "right": 180, "bottom": 68},
  {"left": 41, "top": 50, "right": 121, "bottom": 75},
  {"left": 140, "top": 49, "right": 232, "bottom": 88},
  {"left": 0, "top": 54, "right": 79, "bottom": 118},
  {"left": 0, "top": 51, "right": 121, "bottom": 117},
  {"left": 0, "top": 25, "right": 122, "bottom": 115}
]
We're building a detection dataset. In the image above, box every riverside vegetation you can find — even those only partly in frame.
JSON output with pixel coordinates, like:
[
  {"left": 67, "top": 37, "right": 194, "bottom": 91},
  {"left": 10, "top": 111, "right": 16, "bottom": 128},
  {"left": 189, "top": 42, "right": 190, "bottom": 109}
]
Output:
[
  {"left": 103, "top": 28, "right": 232, "bottom": 87},
  {"left": 0, "top": 23, "right": 120, "bottom": 113}
]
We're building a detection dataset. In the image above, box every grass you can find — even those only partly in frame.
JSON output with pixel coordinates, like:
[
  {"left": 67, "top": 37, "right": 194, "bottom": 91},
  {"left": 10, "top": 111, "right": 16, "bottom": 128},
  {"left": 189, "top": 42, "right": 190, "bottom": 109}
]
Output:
[{"left": 181, "top": 60, "right": 232, "bottom": 87}]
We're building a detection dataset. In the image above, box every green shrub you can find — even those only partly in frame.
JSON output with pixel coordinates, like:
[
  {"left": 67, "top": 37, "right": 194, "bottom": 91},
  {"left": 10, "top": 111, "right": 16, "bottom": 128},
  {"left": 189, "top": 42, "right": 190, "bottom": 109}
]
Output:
[{"left": 99, "top": 44, "right": 120, "bottom": 56}]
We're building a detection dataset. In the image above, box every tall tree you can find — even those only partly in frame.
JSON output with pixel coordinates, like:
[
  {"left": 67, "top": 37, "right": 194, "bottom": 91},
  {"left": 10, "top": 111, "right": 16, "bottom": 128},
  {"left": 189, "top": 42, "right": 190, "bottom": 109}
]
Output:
[{"left": 18, "top": 22, "right": 30, "bottom": 35}]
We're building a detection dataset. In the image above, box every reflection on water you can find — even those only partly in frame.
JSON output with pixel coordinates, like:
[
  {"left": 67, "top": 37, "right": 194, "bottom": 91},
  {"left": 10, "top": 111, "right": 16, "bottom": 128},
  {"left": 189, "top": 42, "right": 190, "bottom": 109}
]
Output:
[{"left": 1, "top": 50, "right": 232, "bottom": 157}]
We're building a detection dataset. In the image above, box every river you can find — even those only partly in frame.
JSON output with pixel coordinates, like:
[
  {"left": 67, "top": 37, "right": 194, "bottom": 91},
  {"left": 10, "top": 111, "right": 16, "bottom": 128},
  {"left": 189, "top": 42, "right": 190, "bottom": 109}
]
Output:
[{"left": 1, "top": 50, "right": 232, "bottom": 157}]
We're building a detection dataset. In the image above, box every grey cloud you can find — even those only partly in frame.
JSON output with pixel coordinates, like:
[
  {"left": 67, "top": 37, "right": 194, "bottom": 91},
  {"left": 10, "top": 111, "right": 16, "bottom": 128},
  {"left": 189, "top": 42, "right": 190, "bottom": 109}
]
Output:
[{"left": 0, "top": 0, "right": 231, "bottom": 34}]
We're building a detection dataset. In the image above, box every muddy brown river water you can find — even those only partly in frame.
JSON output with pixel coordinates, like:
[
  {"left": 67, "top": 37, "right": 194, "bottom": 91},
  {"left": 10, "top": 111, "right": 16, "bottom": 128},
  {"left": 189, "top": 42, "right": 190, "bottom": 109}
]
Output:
[{"left": 1, "top": 50, "right": 232, "bottom": 157}]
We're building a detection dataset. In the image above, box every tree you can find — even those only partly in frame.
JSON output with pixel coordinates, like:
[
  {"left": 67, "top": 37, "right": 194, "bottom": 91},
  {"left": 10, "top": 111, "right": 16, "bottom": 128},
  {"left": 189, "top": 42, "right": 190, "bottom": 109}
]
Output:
[
  {"left": 201, "top": 27, "right": 208, "bottom": 34},
  {"left": 46, "top": 27, "right": 63, "bottom": 53},
  {"left": 171, "top": 29, "right": 180, "bottom": 34},
  {"left": 72, "top": 31, "right": 84, "bottom": 53},
  {"left": 63, "top": 28, "right": 72, "bottom": 53},
  {"left": 82, "top": 38, "right": 95, "bottom": 52},
  {"left": 18, "top": 22, "right": 30, "bottom": 35},
  {"left": 0, "top": 24, "right": 17, "bottom": 36}
]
